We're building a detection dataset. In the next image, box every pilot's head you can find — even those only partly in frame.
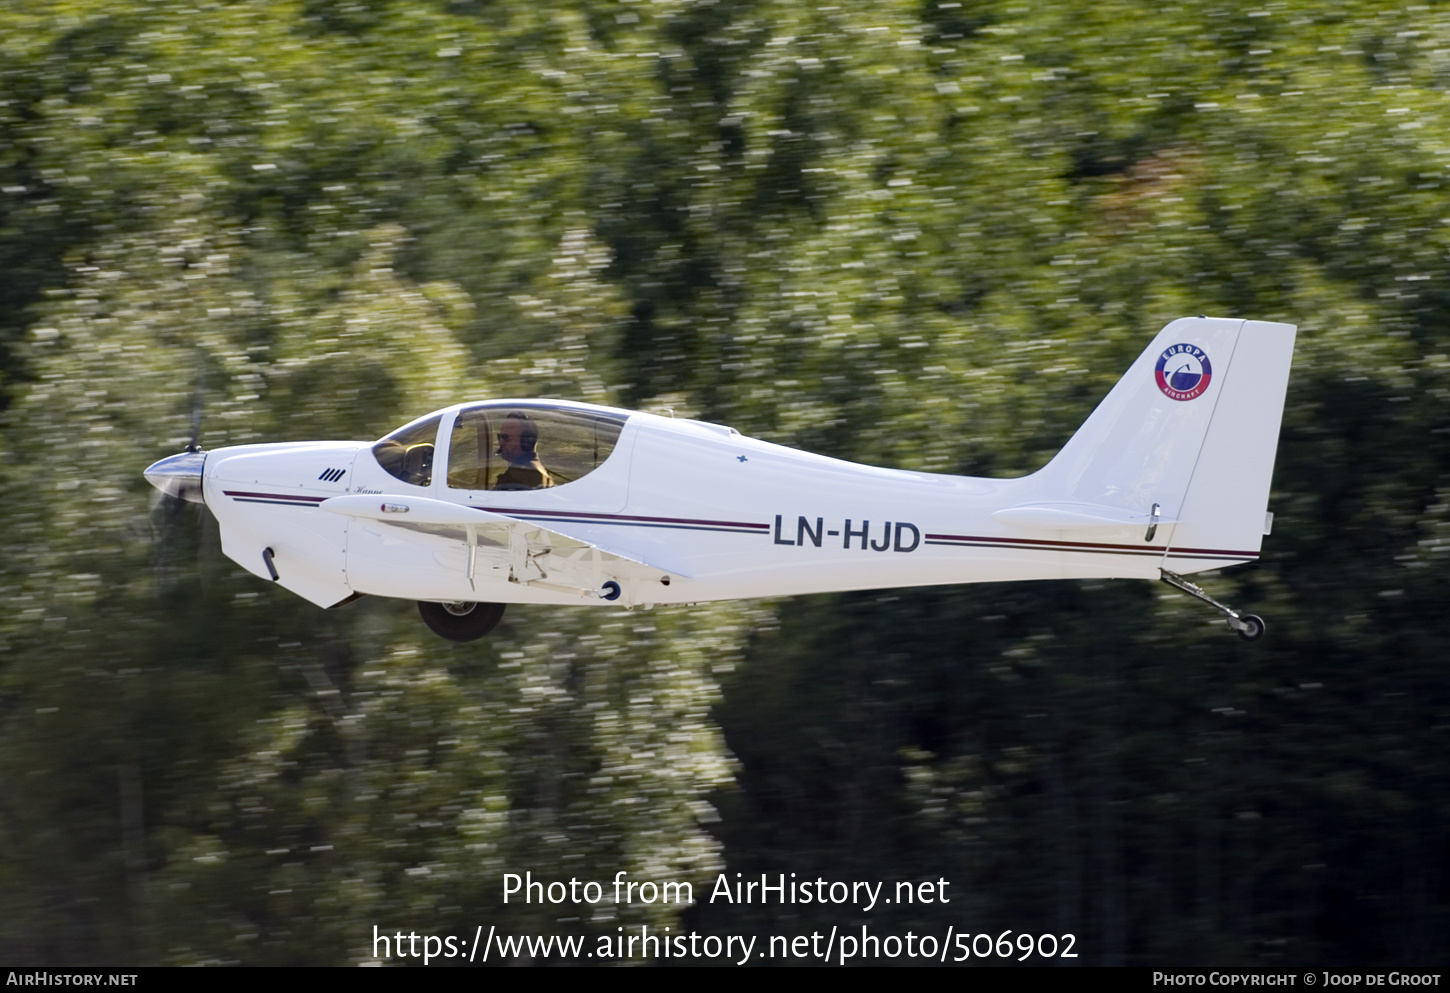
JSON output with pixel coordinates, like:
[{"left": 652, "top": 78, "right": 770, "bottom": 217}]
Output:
[{"left": 497, "top": 412, "right": 538, "bottom": 464}]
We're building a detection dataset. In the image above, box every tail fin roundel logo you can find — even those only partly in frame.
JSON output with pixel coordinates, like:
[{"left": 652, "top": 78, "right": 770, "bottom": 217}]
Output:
[{"left": 1155, "top": 343, "right": 1212, "bottom": 401}]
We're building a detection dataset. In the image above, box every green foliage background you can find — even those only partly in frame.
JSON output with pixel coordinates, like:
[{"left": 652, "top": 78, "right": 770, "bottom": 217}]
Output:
[{"left": 2, "top": 0, "right": 1448, "bottom": 966}]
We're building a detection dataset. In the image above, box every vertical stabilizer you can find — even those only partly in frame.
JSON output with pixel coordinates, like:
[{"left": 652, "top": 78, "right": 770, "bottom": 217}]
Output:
[
  {"left": 1022, "top": 317, "right": 1296, "bottom": 574},
  {"left": 1030, "top": 317, "right": 1245, "bottom": 519}
]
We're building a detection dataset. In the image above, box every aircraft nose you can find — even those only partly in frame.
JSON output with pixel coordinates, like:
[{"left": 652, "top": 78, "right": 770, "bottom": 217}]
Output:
[{"left": 144, "top": 451, "right": 207, "bottom": 504}]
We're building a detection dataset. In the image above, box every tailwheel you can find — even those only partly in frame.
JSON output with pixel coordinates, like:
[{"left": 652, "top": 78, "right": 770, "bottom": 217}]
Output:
[
  {"left": 1230, "top": 613, "right": 1265, "bottom": 642},
  {"left": 1161, "top": 569, "right": 1266, "bottom": 642},
  {"left": 418, "top": 600, "right": 506, "bottom": 641}
]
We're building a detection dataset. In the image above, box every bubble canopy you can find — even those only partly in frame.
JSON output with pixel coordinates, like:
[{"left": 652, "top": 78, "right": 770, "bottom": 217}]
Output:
[{"left": 371, "top": 402, "right": 629, "bottom": 491}]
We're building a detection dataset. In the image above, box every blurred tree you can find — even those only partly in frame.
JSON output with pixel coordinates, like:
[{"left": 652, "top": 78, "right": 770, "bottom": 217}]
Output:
[{"left": 2, "top": 0, "right": 1450, "bottom": 967}]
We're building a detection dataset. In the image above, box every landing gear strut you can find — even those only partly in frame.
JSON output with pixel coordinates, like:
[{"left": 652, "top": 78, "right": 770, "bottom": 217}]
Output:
[{"left": 1159, "top": 569, "right": 1265, "bottom": 642}]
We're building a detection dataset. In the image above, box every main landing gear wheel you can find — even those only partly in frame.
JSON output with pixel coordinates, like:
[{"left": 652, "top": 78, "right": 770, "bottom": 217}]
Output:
[
  {"left": 1231, "top": 614, "right": 1265, "bottom": 642},
  {"left": 418, "top": 600, "right": 506, "bottom": 641}
]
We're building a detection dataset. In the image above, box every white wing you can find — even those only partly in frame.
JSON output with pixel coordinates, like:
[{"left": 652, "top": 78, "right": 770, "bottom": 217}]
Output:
[{"left": 320, "top": 494, "right": 682, "bottom": 600}]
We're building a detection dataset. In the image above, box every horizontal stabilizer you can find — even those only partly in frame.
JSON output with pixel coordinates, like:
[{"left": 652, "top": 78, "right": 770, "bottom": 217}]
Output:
[{"left": 991, "top": 503, "right": 1177, "bottom": 531}]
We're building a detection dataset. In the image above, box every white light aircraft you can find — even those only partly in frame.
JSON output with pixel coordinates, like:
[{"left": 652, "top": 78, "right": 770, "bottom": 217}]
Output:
[{"left": 145, "top": 316, "right": 1295, "bottom": 642}]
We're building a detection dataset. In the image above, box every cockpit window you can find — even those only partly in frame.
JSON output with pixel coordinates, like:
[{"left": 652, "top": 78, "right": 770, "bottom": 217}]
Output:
[
  {"left": 372, "top": 414, "right": 442, "bottom": 487},
  {"left": 448, "top": 404, "right": 627, "bottom": 491}
]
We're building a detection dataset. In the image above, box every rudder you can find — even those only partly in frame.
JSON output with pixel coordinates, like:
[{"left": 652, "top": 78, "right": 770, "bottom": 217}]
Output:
[{"left": 1163, "top": 320, "right": 1296, "bottom": 573}]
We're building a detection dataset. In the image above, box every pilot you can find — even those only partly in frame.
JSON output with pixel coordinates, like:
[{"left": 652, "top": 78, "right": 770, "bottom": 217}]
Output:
[{"left": 493, "top": 411, "right": 554, "bottom": 490}]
